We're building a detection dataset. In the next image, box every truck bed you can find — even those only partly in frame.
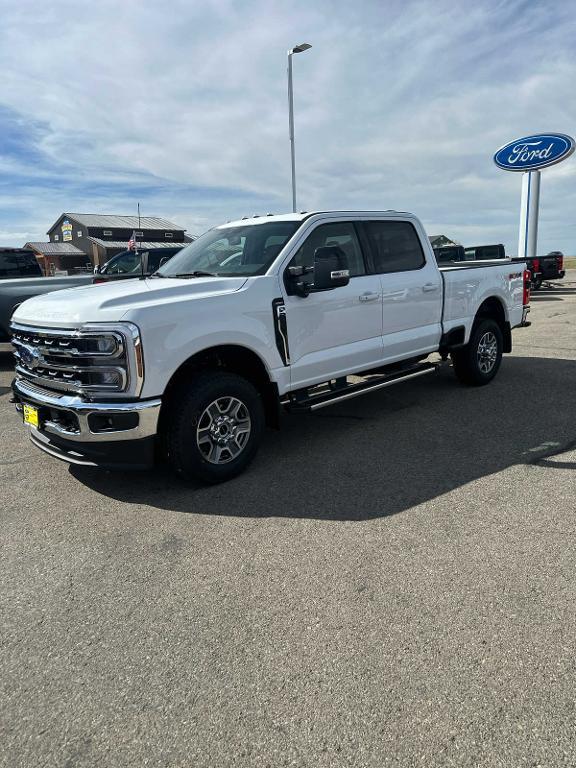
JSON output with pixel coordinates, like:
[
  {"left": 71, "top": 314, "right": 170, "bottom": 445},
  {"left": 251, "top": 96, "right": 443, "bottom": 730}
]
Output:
[{"left": 439, "top": 258, "right": 526, "bottom": 341}]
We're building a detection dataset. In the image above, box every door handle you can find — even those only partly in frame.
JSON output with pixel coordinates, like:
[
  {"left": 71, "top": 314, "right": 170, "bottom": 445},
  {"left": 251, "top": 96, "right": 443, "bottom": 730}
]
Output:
[
  {"left": 422, "top": 283, "right": 439, "bottom": 292},
  {"left": 359, "top": 292, "right": 381, "bottom": 302}
]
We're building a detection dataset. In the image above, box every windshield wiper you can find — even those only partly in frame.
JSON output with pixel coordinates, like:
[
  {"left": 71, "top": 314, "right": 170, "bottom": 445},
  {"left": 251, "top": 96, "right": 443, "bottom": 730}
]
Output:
[
  {"left": 174, "top": 271, "right": 217, "bottom": 278},
  {"left": 149, "top": 272, "right": 166, "bottom": 278}
]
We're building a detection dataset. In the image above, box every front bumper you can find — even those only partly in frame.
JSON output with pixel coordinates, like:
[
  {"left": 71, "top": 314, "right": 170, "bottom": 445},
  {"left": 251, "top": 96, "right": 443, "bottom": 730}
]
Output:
[{"left": 12, "top": 377, "right": 161, "bottom": 468}]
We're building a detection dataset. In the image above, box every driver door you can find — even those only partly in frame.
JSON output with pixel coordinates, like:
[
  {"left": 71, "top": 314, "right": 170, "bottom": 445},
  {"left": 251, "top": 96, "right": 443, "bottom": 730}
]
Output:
[{"left": 281, "top": 221, "right": 384, "bottom": 390}]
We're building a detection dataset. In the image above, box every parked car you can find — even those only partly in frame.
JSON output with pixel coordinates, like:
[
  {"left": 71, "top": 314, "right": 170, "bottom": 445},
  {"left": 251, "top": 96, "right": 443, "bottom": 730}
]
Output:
[
  {"left": 93, "top": 247, "right": 185, "bottom": 283},
  {"left": 0, "top": 248, "right": 43, "bottom": 279},
  {"left": 433, "top": 244, "right": 506, "bottom": 264},
  {"left": 525, "top": 251, "right": 565, "bottom": 290},
  {"left": 0, "top": 274, "right": 93, "bottom": 342},
  {"left": 10, "top": 210, "right": 531, "bottom": 483}
]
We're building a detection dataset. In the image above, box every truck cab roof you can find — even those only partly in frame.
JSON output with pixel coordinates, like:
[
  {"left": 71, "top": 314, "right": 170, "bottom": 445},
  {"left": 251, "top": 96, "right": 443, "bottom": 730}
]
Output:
[{"left": 219, "top": 210, "right": 410, "bottom": 228}]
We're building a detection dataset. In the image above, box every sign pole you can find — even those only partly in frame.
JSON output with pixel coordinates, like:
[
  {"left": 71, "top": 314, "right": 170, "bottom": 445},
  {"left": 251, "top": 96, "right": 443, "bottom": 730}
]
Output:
[
  {"left": 517, "top": 170, "right": 541, "bottom": 260},
  {"left": 494, "top": 133, "right": 574, "bottom": 262}
]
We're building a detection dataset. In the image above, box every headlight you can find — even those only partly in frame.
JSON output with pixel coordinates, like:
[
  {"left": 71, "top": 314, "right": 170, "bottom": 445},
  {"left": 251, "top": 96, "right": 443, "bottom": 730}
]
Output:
[{"left": 96, "top": 336, "right": 119, "bottom": 354}]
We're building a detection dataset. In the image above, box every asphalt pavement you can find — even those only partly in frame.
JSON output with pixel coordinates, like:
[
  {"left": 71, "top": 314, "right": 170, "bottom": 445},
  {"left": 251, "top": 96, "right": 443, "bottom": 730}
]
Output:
[{"left": 2, "top": 276, "right": 576, "bottom": 767}]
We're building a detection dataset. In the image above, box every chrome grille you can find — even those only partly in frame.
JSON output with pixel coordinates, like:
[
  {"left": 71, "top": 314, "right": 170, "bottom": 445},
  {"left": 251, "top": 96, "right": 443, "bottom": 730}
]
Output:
[{"left": 11, "top": 324, "right": 129, "bottom": 394}]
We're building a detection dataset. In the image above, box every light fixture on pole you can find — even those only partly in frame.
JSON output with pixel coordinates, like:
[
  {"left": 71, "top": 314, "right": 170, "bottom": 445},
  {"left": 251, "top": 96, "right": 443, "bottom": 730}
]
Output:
[{"left": 287, "top": 43, "right": 312, "bottom": 213}]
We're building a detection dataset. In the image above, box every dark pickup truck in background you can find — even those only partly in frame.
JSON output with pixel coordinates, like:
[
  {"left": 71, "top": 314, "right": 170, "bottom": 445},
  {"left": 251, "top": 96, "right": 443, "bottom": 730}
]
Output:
[
  {"left": 525, "top": 251, "right": 565, "bottom": 290},
  {"left": 0, "top": 249, "right": 91, "bottom": 343},
  {"left": 433, "top": 244, "right": 506, "bottom": 264},
  {"left": 432, "top": 242, "right": 566, "bottom": 291},
  {"left": 0, "top": 274, "right": 93, "bottom": 343}
]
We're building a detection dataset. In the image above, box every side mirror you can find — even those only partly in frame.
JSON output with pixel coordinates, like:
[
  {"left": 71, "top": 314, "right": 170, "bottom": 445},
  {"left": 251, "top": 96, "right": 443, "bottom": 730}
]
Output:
[
  {"left": 93, "top": 265, "right": 101, "bottom": 274},
  {"left": 311, "top": 246, "right": 350, "bottom": 291},
  {"left": 159, "top": 257, "right": 169, "bottom": 267}
]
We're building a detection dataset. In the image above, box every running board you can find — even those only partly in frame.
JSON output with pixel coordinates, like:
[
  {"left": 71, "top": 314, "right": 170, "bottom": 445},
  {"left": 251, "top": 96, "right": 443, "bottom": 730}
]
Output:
[{"left": 286, "top": 363, "right": 437, "bottom": 412}]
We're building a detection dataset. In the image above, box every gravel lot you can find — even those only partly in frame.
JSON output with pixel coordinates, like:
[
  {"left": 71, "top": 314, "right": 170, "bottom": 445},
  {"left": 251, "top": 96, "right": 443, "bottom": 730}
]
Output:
[{"left": 2, "top": 275, "right": 576, "bottom": 767}]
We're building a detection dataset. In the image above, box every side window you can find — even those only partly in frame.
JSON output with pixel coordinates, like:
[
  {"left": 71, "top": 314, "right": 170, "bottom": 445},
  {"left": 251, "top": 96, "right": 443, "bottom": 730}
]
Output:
[
  {"left": 147, "top": 252, "right": 166, "bottom": 272},
  {"left": 364, "top": 221, "right": 426, "bottom": 274},
  {"left": 289, "top": 222, "right": 365, "bottom": 281},
  {"left": 107, "top": 252, "right": 141, "bottom": 274}
]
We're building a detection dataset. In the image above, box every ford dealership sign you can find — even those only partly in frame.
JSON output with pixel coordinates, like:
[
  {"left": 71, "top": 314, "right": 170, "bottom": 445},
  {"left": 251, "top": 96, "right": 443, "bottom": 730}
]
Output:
[{"left": 494, "top": 133, "right": 575, "bottom": 172}]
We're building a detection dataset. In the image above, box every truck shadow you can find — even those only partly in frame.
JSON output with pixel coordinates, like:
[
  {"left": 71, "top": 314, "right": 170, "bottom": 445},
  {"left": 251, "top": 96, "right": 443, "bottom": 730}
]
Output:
[
  {"left": 70, "top": 355, "right": 576, "bottom": 521},
  {"left": 530, "top": 284, "right": 576, "bottom": 301}
]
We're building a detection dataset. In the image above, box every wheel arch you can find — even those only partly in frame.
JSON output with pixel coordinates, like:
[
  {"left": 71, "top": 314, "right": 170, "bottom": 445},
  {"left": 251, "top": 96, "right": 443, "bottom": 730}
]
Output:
[
  {"left": 474, "top": 296, "right": 511, "bottom": 353},
  {"left": 159, "top": 343, "right": 280, "bottom": 430}
]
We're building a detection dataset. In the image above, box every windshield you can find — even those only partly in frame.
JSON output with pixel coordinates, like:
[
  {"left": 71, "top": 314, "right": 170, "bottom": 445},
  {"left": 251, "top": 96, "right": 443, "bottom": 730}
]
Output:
[{"left": 156, "top": 222, "right": 300, "bottom": 278}]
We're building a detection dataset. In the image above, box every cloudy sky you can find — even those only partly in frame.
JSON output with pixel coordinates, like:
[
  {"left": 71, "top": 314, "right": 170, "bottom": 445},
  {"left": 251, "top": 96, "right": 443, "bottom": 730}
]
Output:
[{"left": 1, "top": 0, "right": 575, "bottom": 254}]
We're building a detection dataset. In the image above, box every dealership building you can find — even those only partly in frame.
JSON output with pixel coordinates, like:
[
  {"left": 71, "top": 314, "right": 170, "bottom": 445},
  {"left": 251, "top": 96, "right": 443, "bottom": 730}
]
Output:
[{"left": 25, "top": 212, "right": 191, "bottom": 274}]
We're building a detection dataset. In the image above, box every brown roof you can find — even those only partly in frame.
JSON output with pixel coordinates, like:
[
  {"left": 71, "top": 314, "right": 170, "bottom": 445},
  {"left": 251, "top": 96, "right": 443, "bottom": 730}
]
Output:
[
  {"left": 25, "top": 242, "right": 87, "bottom": 257},
  {"left": 53, "top": 213, "right": 186, "bottom": 231}
]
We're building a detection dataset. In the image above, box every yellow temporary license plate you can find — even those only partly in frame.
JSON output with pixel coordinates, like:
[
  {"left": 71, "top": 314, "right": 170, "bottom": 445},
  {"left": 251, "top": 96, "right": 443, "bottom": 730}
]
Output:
[{"left": 23, "top": 403, "right": 39, "bottom": 428}]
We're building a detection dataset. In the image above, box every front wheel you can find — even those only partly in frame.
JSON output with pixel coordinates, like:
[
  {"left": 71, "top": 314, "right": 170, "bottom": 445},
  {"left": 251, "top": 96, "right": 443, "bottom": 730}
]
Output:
[
  {"left": 451, "top": 319, "right": 503, "bottom": 386},
  {"left": 165, "top": 371, "right": 265, "bottom": 484}
]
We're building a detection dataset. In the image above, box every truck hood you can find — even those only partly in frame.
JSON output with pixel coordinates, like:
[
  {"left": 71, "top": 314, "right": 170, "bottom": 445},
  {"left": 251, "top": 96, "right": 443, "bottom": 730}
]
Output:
[{"left": 12, "top": 276, "right": 248, "bottom": 327}]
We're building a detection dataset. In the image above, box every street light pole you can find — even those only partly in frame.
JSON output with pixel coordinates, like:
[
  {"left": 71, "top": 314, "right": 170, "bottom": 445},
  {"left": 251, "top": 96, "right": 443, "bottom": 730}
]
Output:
[{"left": 287, "top": 43, "right": 312, "bottom": 213}]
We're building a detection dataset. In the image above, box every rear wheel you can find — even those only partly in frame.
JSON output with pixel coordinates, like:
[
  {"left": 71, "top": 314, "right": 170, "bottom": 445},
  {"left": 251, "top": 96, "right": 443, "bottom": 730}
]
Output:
[
  {"left": 451, "top": 319, "right": 503, "bottom": 386},
  {"left": 532, "top": 276, "right": 543, "bottom": 290},
  {"left": 165, "top": 371, "right": 264, "bottom": 484}
]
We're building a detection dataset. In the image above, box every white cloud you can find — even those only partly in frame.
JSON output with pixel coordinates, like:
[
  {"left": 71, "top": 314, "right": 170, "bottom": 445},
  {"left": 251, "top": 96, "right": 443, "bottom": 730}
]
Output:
[{"left": 0, "top": 0, "right": 575, "bottom": 253}]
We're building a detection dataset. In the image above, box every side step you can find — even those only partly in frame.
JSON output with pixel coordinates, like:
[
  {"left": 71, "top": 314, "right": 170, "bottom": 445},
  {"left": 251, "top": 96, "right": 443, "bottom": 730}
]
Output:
[{"left": 286, "top": 363, "right": 437, "bottom": 413}]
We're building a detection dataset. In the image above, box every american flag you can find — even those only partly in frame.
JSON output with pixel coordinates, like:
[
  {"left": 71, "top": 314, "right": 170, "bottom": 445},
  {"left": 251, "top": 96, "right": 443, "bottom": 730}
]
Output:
[{"left": 127, "top": 231, "right": 137, "bottom": 251}]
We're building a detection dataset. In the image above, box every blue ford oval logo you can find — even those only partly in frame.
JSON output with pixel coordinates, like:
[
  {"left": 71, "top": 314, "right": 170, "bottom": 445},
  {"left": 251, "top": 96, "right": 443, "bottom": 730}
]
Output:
[{"left": 494, "top": 133, "right": 575, "bottom": 172}]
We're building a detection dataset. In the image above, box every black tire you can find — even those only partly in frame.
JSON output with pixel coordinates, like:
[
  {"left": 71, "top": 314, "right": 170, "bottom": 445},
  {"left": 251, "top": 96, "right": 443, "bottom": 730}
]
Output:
[
  {"left": 164, "top": 371, "right": 264, "bottom": 484},
  {"left": 451, "top": 319, "right": 503, "bottom": 387},
  {"left": 532, "top": 276, "right": 543, "bottom": 290}
]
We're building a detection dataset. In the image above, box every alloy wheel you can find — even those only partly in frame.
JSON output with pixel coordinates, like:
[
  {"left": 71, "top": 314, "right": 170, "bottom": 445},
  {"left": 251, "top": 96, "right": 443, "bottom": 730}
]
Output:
[
  {"left": 196, "top": 396, "right": 252, "bottom": 464},
  {"left": 477, "top": 331, "right": 498, "bottom": 374}
]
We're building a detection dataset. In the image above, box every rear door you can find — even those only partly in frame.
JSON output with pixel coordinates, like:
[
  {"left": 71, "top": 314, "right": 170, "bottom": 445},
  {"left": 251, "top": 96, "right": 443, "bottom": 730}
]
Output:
[
  {"left": 361, "top": 219, "right": 442, "bottom": 363},
  {"left": 281, "top": 220, "right": 383, "bottom": 389}
]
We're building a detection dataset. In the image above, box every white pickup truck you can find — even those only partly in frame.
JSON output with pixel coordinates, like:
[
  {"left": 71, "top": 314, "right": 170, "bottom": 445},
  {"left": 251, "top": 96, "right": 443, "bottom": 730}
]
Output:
[{"left": 10, "top": 210, "right": 530, "bottom": 483}]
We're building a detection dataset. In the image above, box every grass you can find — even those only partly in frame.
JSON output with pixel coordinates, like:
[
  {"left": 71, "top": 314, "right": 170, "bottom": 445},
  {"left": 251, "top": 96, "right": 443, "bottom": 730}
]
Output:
[{"left": 563, "top": 257, "right": 576, "bottom": 269}]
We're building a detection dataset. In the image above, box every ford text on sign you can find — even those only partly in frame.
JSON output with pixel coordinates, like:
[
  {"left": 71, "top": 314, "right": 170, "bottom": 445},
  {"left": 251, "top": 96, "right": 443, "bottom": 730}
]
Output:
[{"left": 494, "top": 133, "right": 575, "bottom": 172}]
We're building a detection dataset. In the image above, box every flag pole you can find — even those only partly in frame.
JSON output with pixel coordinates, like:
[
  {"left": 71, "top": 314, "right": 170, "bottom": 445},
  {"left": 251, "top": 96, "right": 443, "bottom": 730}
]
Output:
[{"left": 138, "top": 202, "right": 144, "bottom": 279}]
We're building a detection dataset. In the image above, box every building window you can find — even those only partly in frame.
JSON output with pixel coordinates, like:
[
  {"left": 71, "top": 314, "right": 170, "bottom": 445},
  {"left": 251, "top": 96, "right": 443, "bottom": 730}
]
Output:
[
  {"left": 164, "top": 232, "right": 173, "bottom": 239},
  {"left": 77, "top": 230, "right": 83, "bottom": 237},
  {"left": 54, "top": 235, "right": 59, "bottom": 241},
  {"left": 103, "top": 230, "right": 113, "bottom": 236}
]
